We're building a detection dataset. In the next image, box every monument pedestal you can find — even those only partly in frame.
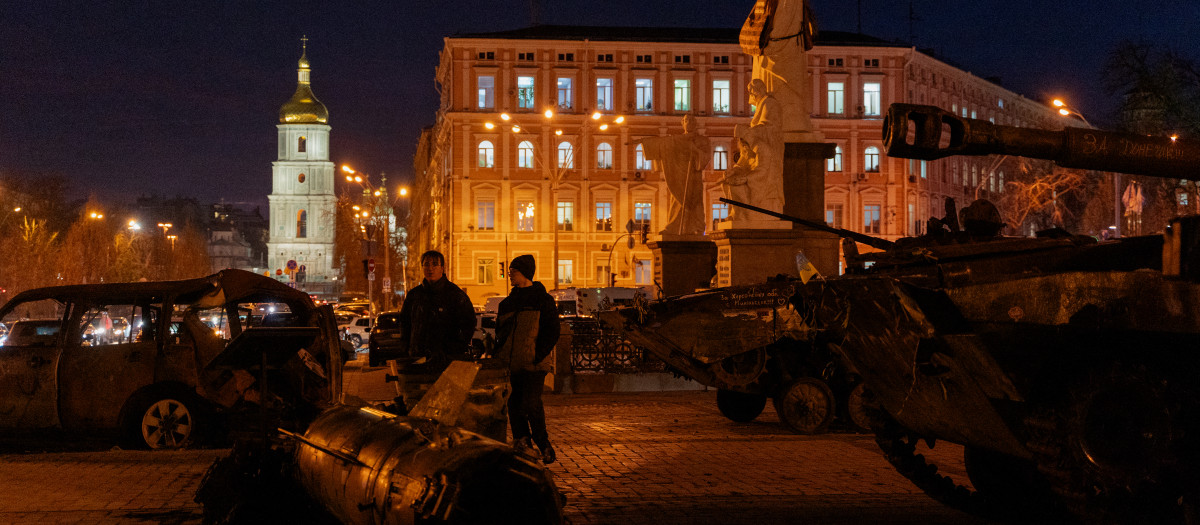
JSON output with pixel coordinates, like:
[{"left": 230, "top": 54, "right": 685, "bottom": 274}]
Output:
[
  {"left": 649, "top": 236, "right": 717, "bottom": 297},
  {"left": 710, "top": 228, "right": 839, "bottom": 288}
]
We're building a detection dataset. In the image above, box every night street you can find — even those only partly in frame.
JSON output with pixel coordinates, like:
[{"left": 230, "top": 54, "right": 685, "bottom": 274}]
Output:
[{"left": 0, "top": 366, "right": 988, "bottom": 524}]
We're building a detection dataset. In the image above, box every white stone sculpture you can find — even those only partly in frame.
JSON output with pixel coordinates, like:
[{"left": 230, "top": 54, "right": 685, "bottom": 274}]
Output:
[
  {"left": 740, "top": 0, "right": 816, "bottom": 135},
  {"left": 721, "top": 79, "right": 785, "bottom": 224},
  {"left": 633, "top": 114, "right": 711, "bottom": 236}
]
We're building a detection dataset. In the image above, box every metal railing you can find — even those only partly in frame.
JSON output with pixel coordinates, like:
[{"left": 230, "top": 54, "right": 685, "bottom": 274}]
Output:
[{"left": 565, "top": 319, "right": 665, "bottom": 374}]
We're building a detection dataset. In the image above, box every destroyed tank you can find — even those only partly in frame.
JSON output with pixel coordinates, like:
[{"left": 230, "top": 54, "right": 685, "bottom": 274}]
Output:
[{"left": 604, "top": 104, "right": 1200, "bottom": 524}]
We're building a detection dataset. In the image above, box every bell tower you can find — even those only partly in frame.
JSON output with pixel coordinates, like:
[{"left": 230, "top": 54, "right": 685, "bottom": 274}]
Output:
[{"left": 266, "top": 36, "right": 337, "bottom": 297}]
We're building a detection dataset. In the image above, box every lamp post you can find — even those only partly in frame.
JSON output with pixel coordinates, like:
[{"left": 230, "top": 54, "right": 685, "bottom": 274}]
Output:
[
  {"left": 342, "top": 165, "right": 409, "bottom": 314},
  {"left": 484, "top": 110, "right": 625, "bottom": 289},
  {"left": 1052, "top": 98, "right": 1118, "bottom": 238}
]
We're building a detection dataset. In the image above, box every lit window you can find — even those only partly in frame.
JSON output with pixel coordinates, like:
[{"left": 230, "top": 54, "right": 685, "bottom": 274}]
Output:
[
  {"left": 557, "top": 201, "right": 574, "bottom": 231},
  {"left": 825, "top": 204, "right": 843, "bottom": 228},
  {"left": 920, "top": 160, "right": 927, "bottom": 179},
  {"left": 673, "top": 79, "right": 691, "bottom": 111},
  {"left": 517, "top": 76, "right": 535, "bottom": 109},
  {"left": 863, "top": 83, "right": 881, "bottom": 116},
  {"left": 477, "top": 76, "right": 494, "bottom": 109},
  {"left": 557, "top": 141, "right": 574, "bottom": 169},
  {"left": 557, "top": 259, "right": 574, "bottom": 285},
  {"left": 477, "top": 200, "right": 495, "bottom": 230},
  {"left": 518, "top": 141, "right": 534, "bottom": 168},
  {"left": 711, "top": 203, "right": 729, "bottom": 229},
  {"left": 596, "top": 78, "right": 613, "bottom": 111},
  {"left": 635, "top": 144, "right": 652, "bottom": 170},
  {"left": 864, "top": 146, "right": 880, "bottom": 172},
  {"left": 827, "top": 82, "right": 844, "bottom": 115},
  {"left": 595, "top": 201, "right": 613, "bottom": 231},
  {"left": 635, "top": 78, "right": 653, "bottom": 111},
  {"left": 863, "top": 204, "right": 881, "bottom": 234},
  {"left": 712, "top": 80, "right": 730, "bottom": 113},
  {"left": 477, "top": 257, "right": 496, "bottom": 285},
  {"left": 827, "top": 145, "right": 843, "bottom": 172},
  {"left": 634, "top": 201, "right": 652, "bottom": 228},
  {"left": 713, "top": 146, "right": 728, "bottom": 170},
  {"left": 516, "top": 201, "right": 535, "bottom": 232},
  {"left": 296, "top": 210, "right": 307, "bottom": 238},
  {"left": 596, "top": 143, "right": 613, "bottom": 169},
  {"left": 477, "top": 140, "right": 494, "bottom": 168},
  {"left": 557, "top": 77, "right": 573, "bottom": 109},
  {"left": 634, "top": 259, "right": 652, "bottom": 285}
]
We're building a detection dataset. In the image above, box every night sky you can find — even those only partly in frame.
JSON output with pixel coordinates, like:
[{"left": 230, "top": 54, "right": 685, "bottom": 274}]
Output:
[{"left": 3, "top": 1, "right": 1197, "bottom": 209}]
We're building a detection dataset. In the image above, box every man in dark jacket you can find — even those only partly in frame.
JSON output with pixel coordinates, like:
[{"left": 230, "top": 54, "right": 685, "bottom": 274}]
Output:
[
  {"left": 396, "top": 250, "right": 477, "bottom": 371},
  {"left": 495, "top": 254, "right": 560, "bottom": 464}
]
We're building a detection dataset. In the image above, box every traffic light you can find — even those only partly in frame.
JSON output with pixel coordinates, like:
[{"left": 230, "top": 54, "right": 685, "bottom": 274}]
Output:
[
  {"left": 639, "top": 223, "right": 649, "bottom": 244},
  {"left": 362, "top": 259, "right": 369, "bottom": 279},
  {"left": 499, "top": 261, "right": 506, "bottom": 276}
]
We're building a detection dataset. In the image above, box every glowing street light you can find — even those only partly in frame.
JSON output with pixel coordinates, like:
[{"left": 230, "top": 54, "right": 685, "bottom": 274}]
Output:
[{"left": 1052, "top": 98, "right": 1116, "bottom": 237}]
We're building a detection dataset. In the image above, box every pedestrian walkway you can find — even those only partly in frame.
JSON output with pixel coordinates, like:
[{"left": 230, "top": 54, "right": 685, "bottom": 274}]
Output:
[{"left": 0, "top": 371, "right": 988, "bottom": 524}]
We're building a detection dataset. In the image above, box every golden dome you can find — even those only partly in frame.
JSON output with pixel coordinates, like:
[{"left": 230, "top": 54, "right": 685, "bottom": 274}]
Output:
[{"left": 278, "top": 43, "right": 328, "bottom": 124}]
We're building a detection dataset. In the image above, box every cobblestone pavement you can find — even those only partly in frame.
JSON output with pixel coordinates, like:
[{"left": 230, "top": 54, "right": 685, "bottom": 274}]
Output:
[{"left": 0, "top": 366, "right": 992, "bottom": 524}]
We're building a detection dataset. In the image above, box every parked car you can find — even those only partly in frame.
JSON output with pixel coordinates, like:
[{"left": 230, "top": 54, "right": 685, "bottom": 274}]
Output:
[
  {"left": 368, "top": 311, "right": 404, "bottom": 367},
  {"left": 0, "top": 270, "right": 343, "bottom": 450},
  {"left": 340, "top": 315, "right": 373, "bottom": 349}
]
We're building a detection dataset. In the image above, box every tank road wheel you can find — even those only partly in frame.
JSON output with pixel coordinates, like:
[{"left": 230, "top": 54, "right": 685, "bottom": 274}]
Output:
[
  {"left": 1026, "top": 365, "right": 1197, "bottom": 524},
  {"left": 710, "top": 349, "right": 766, "bottom": 388},
  {"left": 773, "top": 377, "right": 835, "bottom": 434},
  {"left": 844, "top": 382, "right": 872, "bottom": 433},
  {"left": 716, "top": 389, "right": 767, "bottom": 422},
  {"left": 123, "top": 388, "right": 201, "bottom": 450}
]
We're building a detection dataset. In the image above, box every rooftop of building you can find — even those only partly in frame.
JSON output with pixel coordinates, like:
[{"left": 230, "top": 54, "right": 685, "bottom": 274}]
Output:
[{"left": 453, "top": 25, "right": 906, "bottom": 48}]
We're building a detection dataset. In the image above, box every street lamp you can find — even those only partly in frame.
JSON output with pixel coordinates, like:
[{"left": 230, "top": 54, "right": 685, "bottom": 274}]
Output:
[
  {"left": 483, "top": 109, "right": 625, "bottom": 288},
  {"left": 1052, "top": 98, "right": 1118, "bottom": 237},
  {"left": 342, "top": 164, "right": 410, "bottom": 315}
]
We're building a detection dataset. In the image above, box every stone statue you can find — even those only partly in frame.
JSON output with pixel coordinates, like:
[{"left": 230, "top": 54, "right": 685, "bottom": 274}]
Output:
[
  {"left": 717, "top": 138, "right": 754, "bottom": 219},
  {"left": 723, "top": 79, "right": 785, "bottom": 221},
  {"left": 633, "top": 114, "right": 710, "bottom": 236},
  {"left": 740, "top": 0, "right": 816, "bottom": 134}
]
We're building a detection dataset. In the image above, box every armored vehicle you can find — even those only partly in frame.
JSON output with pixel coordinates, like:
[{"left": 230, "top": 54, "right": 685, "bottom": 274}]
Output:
[{"left": 606, "top": 104, "right": 1200, "bottom": 523}]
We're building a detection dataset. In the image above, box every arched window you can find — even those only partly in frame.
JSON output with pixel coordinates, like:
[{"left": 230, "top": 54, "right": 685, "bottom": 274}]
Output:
[
  {"left": 827, "top": 146, "right": 843, "bottom": 172},
  {"left": 298, "top": 136, "right": 307, "bottom": 153},
  {"left": 596, "top": 143, "right": 613, "bottom": 169},
  {"left": 864, "top": 146, "right": 880, "bottom": 172},
  {"left": 296, "top": 210, "right": 307, "bottom": 238},
  {"left": 557, "top": 141, "right": 574, "bottom": 169},
  {"left": 477, "top": 140, "right": 494, "bottom": 168},
  {"left": 635, "top": 144, "right": 652, "bottom": 170},
  {"left": 712, "top": 145, "right": 728, "bottom": 170},
  {"left": 518, "top": 141, "right": 535, "bottom": 168}
]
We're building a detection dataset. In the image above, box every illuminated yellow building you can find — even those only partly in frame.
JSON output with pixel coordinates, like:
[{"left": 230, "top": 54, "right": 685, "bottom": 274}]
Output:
[{"left": 411, "top": 26, "right": 1064, "bottom": 304}]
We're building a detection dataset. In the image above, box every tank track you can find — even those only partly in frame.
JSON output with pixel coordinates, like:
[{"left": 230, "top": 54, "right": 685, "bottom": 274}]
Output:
[{"left": 868, "top": 407, "right": 984, "bottom": 517}]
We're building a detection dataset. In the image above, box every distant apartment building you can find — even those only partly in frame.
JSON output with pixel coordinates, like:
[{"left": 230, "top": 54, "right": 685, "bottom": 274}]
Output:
[{"left": 410, "top": 25, "right": 1064, "bottom": 304}]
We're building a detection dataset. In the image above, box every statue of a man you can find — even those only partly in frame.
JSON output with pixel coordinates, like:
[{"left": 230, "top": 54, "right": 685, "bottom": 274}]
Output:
[
  {"left": 740, "top": 0, "right": 816, "bottom": 134},
  {"left": 633, "top": 114, "right": 710, "bottom": 236}
]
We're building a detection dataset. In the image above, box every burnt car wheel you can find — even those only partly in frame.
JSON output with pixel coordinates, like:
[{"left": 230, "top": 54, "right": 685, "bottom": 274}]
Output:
[
  {"left": 773, "top": 377, "right": 835, "bottom": 434},
  {"left": 123, "top": 388, "right": 202, "bottom": 450},
  {"left": 845, "top": 382, "right": 872, "bottom": 433},
  {"left": 716, "top": 389, "right": 767, "bottom": 422}
]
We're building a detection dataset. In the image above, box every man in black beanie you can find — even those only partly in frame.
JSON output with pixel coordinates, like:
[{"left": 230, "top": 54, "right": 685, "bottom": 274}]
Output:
[{"left": 495, "top": 254, "right": 560, "bottom": 463}]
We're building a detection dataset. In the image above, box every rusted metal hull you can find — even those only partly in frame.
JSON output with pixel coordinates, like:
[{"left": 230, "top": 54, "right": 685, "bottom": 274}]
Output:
[{"left": 294, "top": 405, "right": 563, "bottom": 525}]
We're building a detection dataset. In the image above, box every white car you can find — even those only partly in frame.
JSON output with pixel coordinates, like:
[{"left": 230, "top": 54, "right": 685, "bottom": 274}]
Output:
[{"left": 340, "top": 315, "right": 373, "bottom": 348}]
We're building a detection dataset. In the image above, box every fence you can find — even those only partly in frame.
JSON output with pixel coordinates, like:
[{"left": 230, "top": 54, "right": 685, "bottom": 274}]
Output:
[{"left": 564, "top": 318, "right": 666, "bottom": 374}]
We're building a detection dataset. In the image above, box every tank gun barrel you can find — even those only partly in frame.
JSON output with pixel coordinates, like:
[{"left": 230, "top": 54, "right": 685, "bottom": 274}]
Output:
[
  {"left": 719, "top": 198, "right": 895, "bottom": 249},
  {"left": 883, "top": 103, "right": 1200, "bottom": 180}
]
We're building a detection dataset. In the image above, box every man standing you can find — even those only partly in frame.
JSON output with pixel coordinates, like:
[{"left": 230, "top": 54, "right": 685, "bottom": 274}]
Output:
[
  {"left": 395, "top": 250, "right": 477, "bottom": 370},
  {"left": 495, "top": 254, "right": 560, "bottom": 464}
]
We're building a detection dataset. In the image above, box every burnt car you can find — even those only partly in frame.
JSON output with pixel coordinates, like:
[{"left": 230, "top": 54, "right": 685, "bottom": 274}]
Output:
[
  {"left": 367, "top": 311, "right": 403, "bottom": 367},
  {"left": 0, "top": 269, "right": 342, "bottom": 450}
]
